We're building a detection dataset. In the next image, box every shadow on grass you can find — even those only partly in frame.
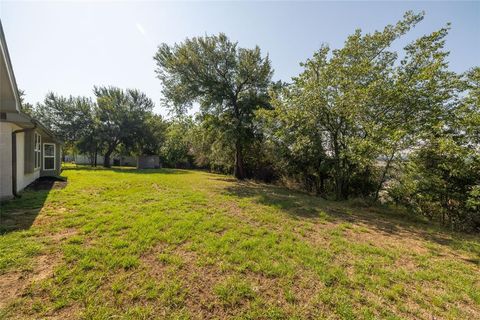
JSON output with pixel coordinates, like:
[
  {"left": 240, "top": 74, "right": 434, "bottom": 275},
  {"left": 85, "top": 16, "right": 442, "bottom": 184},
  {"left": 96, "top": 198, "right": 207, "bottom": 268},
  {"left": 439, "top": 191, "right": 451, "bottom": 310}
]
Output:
[
  {"left": 220, "top": 180, "right": 480, "bottom": 258},
  {"left": 62, "top": 165, "right": 190, "bottom": 175},
  {"left": 0, "top": 178, "right": 67, "bottom": 234}
]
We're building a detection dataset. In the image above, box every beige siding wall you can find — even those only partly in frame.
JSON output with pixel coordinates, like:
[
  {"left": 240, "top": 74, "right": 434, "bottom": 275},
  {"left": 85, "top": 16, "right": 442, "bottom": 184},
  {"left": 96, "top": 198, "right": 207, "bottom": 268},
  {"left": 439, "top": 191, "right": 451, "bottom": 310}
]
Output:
[
  {"left": 15, "top": 131, "right": 39, "bottom": 191},
  {"left": 1, "top": 122, "right": 62, "bottom": 200},
  {"left": 0, "top": 121, "right": 13, "bottom": 200},
  {"left": 24, "top": 129, "right": 34, "bottom": 174}
]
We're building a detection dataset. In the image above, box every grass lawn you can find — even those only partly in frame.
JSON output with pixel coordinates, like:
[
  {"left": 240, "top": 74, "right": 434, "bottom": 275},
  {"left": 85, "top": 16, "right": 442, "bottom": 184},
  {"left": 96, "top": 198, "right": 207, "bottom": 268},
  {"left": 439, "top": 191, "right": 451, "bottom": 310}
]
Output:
[{"left": 0, "top": 166, "right": 479, "bottom": 319}]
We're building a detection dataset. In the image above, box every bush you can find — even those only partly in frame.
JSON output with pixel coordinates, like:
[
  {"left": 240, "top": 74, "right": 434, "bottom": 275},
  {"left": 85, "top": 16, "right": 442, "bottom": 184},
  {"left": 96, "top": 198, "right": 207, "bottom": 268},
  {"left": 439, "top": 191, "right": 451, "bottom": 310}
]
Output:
[{"left": 389, "top": 138, "right": 480, "bottom": 232}]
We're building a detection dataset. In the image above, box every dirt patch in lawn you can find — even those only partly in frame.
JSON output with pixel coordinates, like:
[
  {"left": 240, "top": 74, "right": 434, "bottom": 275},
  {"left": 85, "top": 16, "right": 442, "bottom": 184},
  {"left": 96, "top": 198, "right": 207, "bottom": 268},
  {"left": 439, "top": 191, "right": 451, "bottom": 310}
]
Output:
[
  {"left": 141, "top": 243, "right": 324, "bottom": 319},
  {"left": 0, "top": 254, "right": 58, "bottom": 309},
  {"left": 0, "top": 229, "right": 76, "bottom": 310}
]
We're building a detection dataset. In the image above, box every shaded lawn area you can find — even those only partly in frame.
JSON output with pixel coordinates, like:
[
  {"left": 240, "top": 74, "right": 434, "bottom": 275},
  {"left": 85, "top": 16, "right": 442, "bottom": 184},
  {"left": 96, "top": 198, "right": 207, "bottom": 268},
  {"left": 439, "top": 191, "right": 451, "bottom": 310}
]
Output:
[{"left": 0, "top": 166, "right": 479, "bottom": 319}]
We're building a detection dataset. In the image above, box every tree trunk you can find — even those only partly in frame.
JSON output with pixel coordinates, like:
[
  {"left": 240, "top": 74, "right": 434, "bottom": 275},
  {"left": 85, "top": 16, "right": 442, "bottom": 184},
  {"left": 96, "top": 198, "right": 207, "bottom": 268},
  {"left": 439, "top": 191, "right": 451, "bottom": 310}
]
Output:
[
  {"left": 104, "top": 149, "right": 113, "bottom": 168},
  {"left": 231, "top": 99, "right": 246, "bottom": 180},
  {"left": 332, "top": 133, "right": 344, "bottom": 200},
  {"left": 319, "top": 174, "right": 326, "bottom": 195},
  {"left": 335, "top": 168, "right": 347, "bottom": 200},
  {"left": 374, "top": 147, "right": 397, "bottom": 202},
  {"left": 234, "top": 141, "right": 246, "bottom": 180}
]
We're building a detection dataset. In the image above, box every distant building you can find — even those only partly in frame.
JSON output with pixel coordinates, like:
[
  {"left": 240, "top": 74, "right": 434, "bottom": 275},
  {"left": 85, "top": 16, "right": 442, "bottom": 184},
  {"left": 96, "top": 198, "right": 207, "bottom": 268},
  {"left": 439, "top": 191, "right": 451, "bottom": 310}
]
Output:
[
  {"left": 137, "top": 155, "right": 160, "bottom": 169},
  {"left": 66, "top": 154, "right": 137, "bottom": 167}
]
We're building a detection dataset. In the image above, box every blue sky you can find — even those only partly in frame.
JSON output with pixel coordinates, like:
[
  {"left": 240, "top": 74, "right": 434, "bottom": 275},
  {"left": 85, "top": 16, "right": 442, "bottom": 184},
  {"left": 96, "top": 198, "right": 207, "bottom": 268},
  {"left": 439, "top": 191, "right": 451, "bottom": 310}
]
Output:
[{"left": 1, "top": 1, "right": 479, "bottom": 115}]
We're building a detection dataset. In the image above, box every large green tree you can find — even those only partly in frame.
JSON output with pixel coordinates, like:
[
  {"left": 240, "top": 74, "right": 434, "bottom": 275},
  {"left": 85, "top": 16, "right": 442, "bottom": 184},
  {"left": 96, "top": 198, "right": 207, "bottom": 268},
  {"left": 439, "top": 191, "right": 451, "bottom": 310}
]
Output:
[
  {"left": 261, "top": 11, "right": 464, "bottom": 201},
  {"left": 93, "top": 86, "right": 154, "bottom": 167},
  {"left": 261, "top": 11, "right": 428, "bottom": 199},
  {"left": 154, "top": 33, "right": 273, "bottom": 179},
  {"left": 371, "top": 22, "right": 462, "bottom": 201},
  {"left": 34, "top": 93, "right": 95, "bottom": 152},
  {"left": 390, "top": 67, "right": 480, "bottom": 231}
]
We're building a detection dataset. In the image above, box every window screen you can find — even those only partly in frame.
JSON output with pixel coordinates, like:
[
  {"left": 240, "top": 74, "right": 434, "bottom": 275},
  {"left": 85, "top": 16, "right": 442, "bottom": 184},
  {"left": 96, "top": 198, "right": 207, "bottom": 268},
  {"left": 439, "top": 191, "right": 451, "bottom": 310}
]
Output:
[{"left": 43, "top": 143, "right": 56, "bottom": 170}]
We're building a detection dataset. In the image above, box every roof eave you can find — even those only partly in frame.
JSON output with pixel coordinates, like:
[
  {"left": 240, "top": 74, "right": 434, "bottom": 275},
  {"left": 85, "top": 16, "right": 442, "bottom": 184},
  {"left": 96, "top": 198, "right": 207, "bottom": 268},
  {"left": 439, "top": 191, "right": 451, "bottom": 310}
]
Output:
[{"left": 0, "top": 20, "right": 21, "bottom": 112}]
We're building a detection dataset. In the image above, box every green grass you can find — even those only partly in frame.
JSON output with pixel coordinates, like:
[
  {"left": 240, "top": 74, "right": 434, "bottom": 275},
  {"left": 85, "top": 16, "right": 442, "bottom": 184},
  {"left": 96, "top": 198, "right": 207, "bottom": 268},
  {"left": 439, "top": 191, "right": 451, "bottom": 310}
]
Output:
[{"left": 0, "top": 166, "right": 479, "bottom": 319}]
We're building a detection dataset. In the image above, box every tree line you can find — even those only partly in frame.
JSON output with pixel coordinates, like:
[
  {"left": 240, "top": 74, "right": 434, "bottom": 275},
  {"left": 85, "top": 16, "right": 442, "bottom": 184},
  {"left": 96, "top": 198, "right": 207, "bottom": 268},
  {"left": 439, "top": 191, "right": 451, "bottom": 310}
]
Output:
[{"left": 23, "top": 11, "right": 479, "bottom": 231}]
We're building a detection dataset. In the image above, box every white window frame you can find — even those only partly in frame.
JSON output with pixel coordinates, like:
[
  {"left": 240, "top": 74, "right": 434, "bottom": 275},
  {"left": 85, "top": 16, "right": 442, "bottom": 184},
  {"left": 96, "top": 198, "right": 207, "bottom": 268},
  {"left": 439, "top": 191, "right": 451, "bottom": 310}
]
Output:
[
  {"left": 34, "top": 133, "right": 41, "bottom": 170},
  {"left": 43, "top": 143, "right": 56, "bottom": 171}
]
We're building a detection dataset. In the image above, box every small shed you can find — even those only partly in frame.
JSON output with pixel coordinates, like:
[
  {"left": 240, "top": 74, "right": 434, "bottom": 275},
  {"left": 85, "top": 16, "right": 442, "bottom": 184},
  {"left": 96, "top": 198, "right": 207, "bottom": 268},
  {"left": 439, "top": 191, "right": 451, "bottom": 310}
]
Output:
[{"left": 137, "top": 155, "right": 160, "bottom": 169}]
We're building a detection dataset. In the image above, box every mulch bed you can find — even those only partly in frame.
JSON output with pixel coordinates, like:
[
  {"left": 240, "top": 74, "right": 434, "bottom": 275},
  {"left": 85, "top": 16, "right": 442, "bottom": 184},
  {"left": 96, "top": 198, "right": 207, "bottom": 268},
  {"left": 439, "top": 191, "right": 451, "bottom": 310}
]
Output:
[{"left": 26, "top": 177, "right": 68, "bottom": 191}]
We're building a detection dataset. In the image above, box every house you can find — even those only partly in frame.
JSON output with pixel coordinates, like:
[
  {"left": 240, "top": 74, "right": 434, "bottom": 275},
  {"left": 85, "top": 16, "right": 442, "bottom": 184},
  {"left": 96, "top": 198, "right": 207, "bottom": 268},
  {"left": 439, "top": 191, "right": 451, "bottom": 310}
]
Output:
[{"left": 0, "top": 21, "right": 62, "bottom": 201}]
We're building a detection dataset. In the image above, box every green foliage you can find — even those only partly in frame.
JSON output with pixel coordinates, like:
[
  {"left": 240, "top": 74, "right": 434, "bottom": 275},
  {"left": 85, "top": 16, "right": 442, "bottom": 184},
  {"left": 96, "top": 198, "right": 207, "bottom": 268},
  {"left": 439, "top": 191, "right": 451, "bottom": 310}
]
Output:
[
  {"left": 34, "top": 93, "right": 95, "bottom": 151},
  {"left": 31, "top": 87, "right": 165, "bottom": 167},
  {"left": 154, "top": 33, "right": 273, "bottom": 179},
  {"left": 136, "top": 113, "right": 168, "bottom": 156},
  {"left": 258, "top": 11, "right": 467, "bottom": 205},
  {"left": 93, "top": 86, "right": 155, "bottom": 167},
  {"left": 18, "top": 89, "right": 35, "bottom": 116},
  {"left": 389, "top": 68, "right": 480, "bottom": 231},
  {"left": 161, "top": 117, "right": 195, "bottom": 168}
]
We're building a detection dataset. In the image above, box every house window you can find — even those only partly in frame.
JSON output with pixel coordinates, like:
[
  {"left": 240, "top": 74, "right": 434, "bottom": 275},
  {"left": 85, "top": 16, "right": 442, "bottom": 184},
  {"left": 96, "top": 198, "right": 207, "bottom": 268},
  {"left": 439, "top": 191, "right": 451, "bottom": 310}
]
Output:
[
  {"left": 34, "top": 133, "right": 41, "bottom": 170},
  {"left": 43, "top": 143, "right": 56, "bottom": 170}
]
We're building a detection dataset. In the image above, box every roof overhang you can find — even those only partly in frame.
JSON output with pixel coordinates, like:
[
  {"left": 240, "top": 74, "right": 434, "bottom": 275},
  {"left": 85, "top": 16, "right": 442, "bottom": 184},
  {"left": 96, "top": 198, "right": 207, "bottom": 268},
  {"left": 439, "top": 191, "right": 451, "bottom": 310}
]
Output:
[
  {"left": 1, "top": 111, "right": 64, "bottom": 145},
  {"left": 4, "top": 111, "right": 32, "bottom": 127},
  {"left": 0, "top": 20, "right": 21, "bottom": 113}
]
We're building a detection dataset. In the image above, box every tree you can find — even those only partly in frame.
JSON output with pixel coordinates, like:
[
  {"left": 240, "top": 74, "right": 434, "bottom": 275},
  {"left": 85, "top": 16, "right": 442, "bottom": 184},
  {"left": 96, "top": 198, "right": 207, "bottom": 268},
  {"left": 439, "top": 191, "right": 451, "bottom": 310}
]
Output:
[
  {"left": 460, "top": 67, "right": 480, "bottom": 147},
  {"left": 34, "top": 93, "right": 95, "bottom": 152},
  {"left": 188, "top": 113, "right": 235, "bottom": 173},
  {"left": 389, "top": 67, "right": 480, "bottom": 231},
  {"left": 18, "top": 89, "right": 35, "bottom": 116},
  {"left": 371, "top": 22, "right": 461, "bottom": 201},
  {"left": 76, "top": 112, "right": 103, "bottom": 167},
  {"left": 134, "top": 114, "right": 168, "bottom": 156},
  {"left": 154, "top": 33, "right": 273, "bottom": 179},
  {"left": 94, "top": 86, "right": 154, "bottom": 167},
  {"left": 161, "top": 117, "right": 194, "bottom": 168},
  {"left": 258, "top": 82, "right": 330, "bottom": 194},
  {"left": 261, "top": 11, "right": 427, "bottom": 199}
]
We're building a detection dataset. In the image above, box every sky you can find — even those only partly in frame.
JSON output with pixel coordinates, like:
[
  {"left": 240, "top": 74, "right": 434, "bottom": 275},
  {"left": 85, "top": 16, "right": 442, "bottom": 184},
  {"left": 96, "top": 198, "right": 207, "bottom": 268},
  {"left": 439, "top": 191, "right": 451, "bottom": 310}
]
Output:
[{"left": 1, "top": 1, "right": 479, "bottom": 116}]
